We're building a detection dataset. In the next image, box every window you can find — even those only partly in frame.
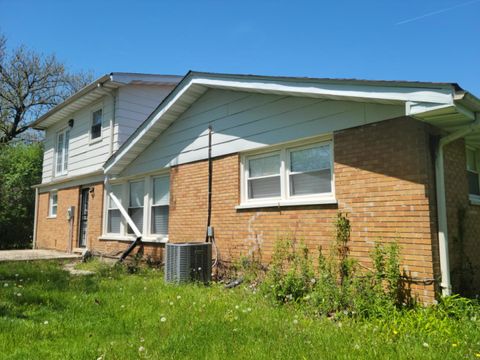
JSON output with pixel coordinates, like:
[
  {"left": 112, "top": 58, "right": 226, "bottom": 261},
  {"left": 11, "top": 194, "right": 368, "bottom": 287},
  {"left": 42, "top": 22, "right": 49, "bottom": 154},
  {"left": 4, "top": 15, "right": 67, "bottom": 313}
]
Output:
[
  {"left": 151, "top": 176, "right": 170, "bottom": 236},
  {"left": 128, "top": 181, "right": 144, "bottom": 234},
  {"left": 91, "top": 109, "right": 102, "bottom": 140},
  {"left": 49, "top": 191, "right": 58, "bottom": 217},
  {"left": 107, "top": 184, "right": 122, "bottom": 233},
  {"left": 55, "top": 128, "right": 70, "bottom": 176},
  {"left": 466, "top": 147, "right": 480, "bottom": 196},
  {"left": 288, "top": 144, "right": 332, "bottom": 196},
  {"left": 247, "top": 153, "right": 281, "bottom": 199},
  {"left": 242, "top": 140, "right": 334, "bottom": 206}
]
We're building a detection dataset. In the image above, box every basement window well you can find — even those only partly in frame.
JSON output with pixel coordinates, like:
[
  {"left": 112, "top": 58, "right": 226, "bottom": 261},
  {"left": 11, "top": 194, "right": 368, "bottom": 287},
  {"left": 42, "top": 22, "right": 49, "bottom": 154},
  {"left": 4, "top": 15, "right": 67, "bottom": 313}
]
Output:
[{"left": 238, "top": 138, "right": 336, "bottom": 209}]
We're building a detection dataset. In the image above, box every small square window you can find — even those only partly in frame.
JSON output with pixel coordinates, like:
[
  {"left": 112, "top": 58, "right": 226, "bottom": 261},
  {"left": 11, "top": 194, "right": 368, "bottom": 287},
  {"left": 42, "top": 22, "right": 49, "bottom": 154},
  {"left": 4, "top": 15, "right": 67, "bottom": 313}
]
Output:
[
  {"left": 49, "top": 192, "right": 58, "bottom": 217},
  {"left": 91, "top": 109, "right": 102, "bottom": 140}
]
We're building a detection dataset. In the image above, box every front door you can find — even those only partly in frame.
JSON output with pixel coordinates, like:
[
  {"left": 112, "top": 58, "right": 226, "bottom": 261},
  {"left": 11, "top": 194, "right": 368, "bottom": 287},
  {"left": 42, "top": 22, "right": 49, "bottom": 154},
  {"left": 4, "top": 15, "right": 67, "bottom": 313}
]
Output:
[{"left": 78, "top": 188, "right": 89, "bottom": 248}]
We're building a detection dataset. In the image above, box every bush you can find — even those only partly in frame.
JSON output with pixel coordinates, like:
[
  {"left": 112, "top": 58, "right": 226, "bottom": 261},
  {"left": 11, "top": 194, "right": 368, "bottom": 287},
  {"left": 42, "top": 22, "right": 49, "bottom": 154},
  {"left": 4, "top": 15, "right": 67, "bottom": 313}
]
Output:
[
  {"left": 0, "top": 142, "right": 43, "bottom": 249},
  {"left": 262, "top": 212, "right": 409, "bottom": 318}
]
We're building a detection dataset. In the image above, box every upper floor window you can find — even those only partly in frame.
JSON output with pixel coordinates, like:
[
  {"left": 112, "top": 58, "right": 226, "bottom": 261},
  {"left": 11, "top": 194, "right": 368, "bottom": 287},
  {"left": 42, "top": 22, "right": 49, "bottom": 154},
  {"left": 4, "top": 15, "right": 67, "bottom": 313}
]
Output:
[
  {"left": 466, "top": 147, "right": 480, "bottom": 196},
  {"left": 55, "top": 128, "right": 70, "bottom": 176},
  {"left": 49, "top": 191, "right": 58, "bottom": 217},
  {"left": 91, "top": 109, "right": 102, "bottom": 140},
  {"left": 241, "top": 139, "right": 334, "bottom": 206}
]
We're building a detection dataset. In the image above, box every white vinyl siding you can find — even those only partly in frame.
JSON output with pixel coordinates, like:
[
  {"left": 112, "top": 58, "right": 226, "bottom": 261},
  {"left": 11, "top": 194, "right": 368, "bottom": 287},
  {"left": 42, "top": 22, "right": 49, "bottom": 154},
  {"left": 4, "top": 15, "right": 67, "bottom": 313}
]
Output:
[
  {"left": 241, "top": 139, "right": 334, "bottom": 207},
  {"left": 55, "top": 128, "right": 70, "bottom": 176},
  {"left": 120, "top": 89, "right": 404, "bottom": 177},
  {"left": 41, "top": 84, "right": 175, "bottom": 184},
  {"left": 128, "top": 181, "right": 144, "bottom": 234},
  {"left": 107, "top": 184, "right": 122, "bottom": 234},
  {"left": 151, "top": 176, "right": 170, "bottom": 236},
  {"left": 49, "top": 191, "right": 58, "bottom": 217}
]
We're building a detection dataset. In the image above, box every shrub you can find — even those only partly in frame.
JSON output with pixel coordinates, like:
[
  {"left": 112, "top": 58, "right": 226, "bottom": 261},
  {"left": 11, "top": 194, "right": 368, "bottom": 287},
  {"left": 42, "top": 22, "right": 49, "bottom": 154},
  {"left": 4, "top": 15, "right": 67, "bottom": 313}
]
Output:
[{"left": 262, "top": 212, "right": 409, "bottom": 319}]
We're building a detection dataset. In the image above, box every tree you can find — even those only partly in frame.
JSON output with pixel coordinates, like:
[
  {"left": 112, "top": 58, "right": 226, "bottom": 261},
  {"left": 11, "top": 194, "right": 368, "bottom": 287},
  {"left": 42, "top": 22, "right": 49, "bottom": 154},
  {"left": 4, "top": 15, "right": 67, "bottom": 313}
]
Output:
[
  {"left": 0, "top": 142, "right": 43, "bottom": 249},
  {"left": 0, "top": 32, "right": 93, "bottom": 143}
]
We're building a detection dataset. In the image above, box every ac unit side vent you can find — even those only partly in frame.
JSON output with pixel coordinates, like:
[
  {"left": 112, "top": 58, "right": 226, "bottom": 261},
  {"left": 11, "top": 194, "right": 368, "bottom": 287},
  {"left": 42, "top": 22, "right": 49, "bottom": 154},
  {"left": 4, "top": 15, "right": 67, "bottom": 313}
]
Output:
[{"left": 165, "top": 242, "right": 212, "bottom": 284}]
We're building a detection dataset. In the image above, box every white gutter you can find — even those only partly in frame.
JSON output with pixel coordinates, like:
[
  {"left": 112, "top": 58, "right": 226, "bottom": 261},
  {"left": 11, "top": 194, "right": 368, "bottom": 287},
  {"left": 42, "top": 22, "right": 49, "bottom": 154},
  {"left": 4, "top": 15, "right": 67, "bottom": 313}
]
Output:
[
  {"left": 32, "top": 187, "right": 39, "bottom": 249},
  {"left": 435, "top": 114, "right": 480, "bottom": 296}
]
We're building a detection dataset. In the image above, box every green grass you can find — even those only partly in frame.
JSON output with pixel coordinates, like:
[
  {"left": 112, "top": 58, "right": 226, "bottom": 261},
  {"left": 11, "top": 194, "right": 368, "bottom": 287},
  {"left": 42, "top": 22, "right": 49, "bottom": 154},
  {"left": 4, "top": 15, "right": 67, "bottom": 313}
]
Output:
[{"left": 0, "top": 260, "right": 479, "bottom": 359}]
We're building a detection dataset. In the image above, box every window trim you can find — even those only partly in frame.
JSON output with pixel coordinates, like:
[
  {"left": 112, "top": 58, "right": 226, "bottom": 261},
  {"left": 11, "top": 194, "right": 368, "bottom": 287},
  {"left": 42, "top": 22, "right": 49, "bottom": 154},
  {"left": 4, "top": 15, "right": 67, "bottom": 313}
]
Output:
[
  {"left": 101, "top": 170, "right": 170, "bottom": 242},
  {"left": 106, "top": 183, "right": 123, "bottom": 235},
  {"left": 148, "top": 174, "right": 170, "bottom": 239},
  {"left": 89, "top": 104, "right": 104, "bottom": 144},
  {"left": 54, "top": 127, "right": 70, "bottom": 177},
  {"left": 127, "top": 179, "right": 145, "bottom": 235},
  {"left": 48, "top": 191, "right": 58, "bottom": 218},
  {"left": 239, "top": 137, "right": 336, "bottom": 209}
]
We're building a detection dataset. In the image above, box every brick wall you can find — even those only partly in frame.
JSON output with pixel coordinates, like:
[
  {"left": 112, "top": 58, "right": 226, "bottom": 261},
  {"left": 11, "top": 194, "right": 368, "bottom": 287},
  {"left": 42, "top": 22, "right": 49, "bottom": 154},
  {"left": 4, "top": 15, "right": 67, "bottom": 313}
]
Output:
[
  {"left": 36, "top": 182, "right": 164, "bottom": 260},
  {"left": 169, "top": 117, "right": 439, "bottom": 303},
  {"left": 36, "top": 187, "right": 81, "bottom": 251},
  {"left": 444, "top": 139, "right": 480, "bottom": 296}
]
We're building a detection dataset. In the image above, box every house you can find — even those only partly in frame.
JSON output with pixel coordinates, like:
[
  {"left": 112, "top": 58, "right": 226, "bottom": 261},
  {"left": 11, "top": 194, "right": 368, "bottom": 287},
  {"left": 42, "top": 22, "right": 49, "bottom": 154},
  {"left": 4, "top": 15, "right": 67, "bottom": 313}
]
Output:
[{"left": 33, "top": 71, "right": 480, "bottom": 303}]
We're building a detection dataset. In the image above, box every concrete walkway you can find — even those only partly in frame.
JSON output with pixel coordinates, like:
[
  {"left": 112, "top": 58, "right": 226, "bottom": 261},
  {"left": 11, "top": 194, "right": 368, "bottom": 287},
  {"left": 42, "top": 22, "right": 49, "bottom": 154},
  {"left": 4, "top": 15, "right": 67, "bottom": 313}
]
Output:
[{"left": 0, "top": 249, "right": 80, "bottom": 262}]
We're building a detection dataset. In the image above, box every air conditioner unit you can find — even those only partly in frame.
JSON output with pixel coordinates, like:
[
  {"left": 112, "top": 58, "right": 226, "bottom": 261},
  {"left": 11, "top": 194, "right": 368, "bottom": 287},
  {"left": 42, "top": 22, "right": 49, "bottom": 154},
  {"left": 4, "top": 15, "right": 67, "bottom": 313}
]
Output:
[{"left": 165, "top": 242, "right": 212, "bottom": 284}]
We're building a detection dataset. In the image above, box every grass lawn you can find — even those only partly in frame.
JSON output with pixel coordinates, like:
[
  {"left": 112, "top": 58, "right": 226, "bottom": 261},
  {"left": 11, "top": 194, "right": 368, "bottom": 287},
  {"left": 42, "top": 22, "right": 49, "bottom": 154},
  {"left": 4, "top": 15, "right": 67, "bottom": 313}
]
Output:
[{"left": 0, "top": 260, "right": 479, "bottom": 359}]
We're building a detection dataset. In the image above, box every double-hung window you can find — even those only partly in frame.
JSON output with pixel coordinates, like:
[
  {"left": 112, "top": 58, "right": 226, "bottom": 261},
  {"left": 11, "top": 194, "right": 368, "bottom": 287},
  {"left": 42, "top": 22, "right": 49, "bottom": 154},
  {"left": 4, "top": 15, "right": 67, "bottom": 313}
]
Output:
[
  {"left": 151, "top": 176, "right": 170, "bottom": 236},
  {"left": 242, "top": 139, "right": 334, "bottom": 206},
  {"left": 466, "top": 147, "right": 480, "bottom": 197},
  {"left": 49, "top": 191, "right": 58, "bottom": 217},
  {"left": 128, "top": 181, "right": 144, "bottom": 234},
  {"left": 107, "top": 184, "right": 122, "bottom": 234},
  {"left": 287, "top": 143, "right": 332, "bottom": 196},
  {"left": 247, "top": 153, "right": 281, "bottom": 199},
  {"left": 55, "top": 128, "right": 70, "bottom": 176},
  {"left": 91, "top": 109, "right": 102, "bottom": 140}
]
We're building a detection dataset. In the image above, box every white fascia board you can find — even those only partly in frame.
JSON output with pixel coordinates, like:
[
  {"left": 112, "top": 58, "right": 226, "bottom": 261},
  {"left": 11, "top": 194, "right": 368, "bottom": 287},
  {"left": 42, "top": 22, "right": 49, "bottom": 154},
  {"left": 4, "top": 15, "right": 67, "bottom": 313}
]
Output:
[
  {"left": 104, "top": 77, "right": 197, "bottom": 174},
  {"left": 104, "top": 75, "right": 457, "bottom": 175},
  {"left": 193, "top": 76, "right": 455, "bottom": 105}
]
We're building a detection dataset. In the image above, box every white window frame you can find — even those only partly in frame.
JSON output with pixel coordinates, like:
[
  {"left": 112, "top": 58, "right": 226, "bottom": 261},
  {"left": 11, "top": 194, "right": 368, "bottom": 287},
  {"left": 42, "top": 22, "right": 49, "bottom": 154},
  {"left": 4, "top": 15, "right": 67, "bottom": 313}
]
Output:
[
  {"left": 106, "top": 184, "right": 124, "bottom": 235},
  {"left": 148, "top": 174, "right": 170, "bottom": 241},
  {"left": 55, "top": 128, "right": 70, "bottom": 176},
  {"left": 466, "top": 146, "right": 480, "bottom": 205},
  {"left": 48, "top": 191, "right": 58, "bottom": 218},
  {"left": 244, "top": 150, "right": 283, "bottom": 204},
  {"left": 238, "top": 137, "right": 336, "bottom": 209},
  {"left": 100, "top": 170, "right": 170, "bottom": 243},
  {"left": 127, "top": 179, "right": 145, "bottom": 235},
  {"left": 89, "top": 104, "right": 103, "bottom": 144}
]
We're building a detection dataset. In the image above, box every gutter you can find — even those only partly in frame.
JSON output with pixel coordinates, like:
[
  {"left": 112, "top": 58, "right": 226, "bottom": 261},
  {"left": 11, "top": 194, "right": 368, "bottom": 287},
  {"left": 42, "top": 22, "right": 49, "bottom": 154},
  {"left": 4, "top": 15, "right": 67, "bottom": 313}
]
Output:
[{"left": 435, "top": 113, "right": 480, "bottom": 296}]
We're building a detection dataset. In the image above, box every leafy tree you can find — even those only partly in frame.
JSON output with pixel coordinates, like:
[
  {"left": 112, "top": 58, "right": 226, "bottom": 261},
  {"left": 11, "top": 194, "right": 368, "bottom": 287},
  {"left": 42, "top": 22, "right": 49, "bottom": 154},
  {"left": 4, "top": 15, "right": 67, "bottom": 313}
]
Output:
[
  {"left": 0, "top": 32, "right": 93, "bottom": 143},
  {"left": 0, "top": 142, "right": 43, "bottom": 249}
]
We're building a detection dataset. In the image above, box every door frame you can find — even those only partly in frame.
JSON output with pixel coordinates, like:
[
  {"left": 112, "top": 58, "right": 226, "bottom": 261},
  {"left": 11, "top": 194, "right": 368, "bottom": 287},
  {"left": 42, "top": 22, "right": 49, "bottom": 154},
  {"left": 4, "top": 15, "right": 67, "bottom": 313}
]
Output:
[{"left": 78, "top": 187, "right": 90, "bottom": 248}]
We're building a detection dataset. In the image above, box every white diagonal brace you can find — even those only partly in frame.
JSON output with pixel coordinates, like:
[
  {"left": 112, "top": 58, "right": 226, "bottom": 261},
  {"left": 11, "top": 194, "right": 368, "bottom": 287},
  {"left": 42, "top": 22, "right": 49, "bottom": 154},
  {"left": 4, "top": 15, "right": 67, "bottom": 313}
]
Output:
[{"left": 108, "top": 191, "right": 142, "bottom": 238}]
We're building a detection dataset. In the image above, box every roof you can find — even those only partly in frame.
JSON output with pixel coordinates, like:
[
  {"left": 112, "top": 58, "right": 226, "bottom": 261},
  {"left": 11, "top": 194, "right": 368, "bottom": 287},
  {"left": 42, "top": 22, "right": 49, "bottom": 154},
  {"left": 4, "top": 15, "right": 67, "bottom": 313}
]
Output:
[
  {"left": 103, "top": 71, "right": 480, "bottom": 175},
  {"left": 31, "top": 72, "right": 182, "bottom": 130}
]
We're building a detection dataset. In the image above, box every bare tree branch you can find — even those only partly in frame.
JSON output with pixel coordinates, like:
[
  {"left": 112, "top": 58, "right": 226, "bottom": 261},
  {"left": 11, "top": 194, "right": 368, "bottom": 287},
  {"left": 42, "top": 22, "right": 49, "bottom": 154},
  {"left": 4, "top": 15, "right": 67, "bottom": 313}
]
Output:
[{"left": 0, "top": 33, "right": 93, "bottom": 143}]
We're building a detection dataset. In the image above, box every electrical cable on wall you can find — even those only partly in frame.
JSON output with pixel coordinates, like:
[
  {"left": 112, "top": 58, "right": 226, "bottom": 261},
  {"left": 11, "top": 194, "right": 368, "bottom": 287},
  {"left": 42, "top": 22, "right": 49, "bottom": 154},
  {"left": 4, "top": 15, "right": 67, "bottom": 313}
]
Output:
[{"left": 205, "top": 124, "right": 219, "bottom": 268}]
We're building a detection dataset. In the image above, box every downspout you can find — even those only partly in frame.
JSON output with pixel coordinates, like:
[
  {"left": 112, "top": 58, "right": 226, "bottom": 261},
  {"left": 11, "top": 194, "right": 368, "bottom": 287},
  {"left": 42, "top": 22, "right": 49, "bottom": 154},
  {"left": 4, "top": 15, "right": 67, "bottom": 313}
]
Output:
[
  {"left": 32, "top": 187, "right": 39, "bottom": 249},
  {"left": 435, "top": 114, "right": 480, "bottom": 296}
]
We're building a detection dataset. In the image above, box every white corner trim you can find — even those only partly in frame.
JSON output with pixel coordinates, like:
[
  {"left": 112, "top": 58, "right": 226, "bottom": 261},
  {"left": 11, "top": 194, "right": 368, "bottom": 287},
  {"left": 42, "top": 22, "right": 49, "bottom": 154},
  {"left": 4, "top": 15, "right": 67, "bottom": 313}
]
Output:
[{"left": 235, "top": 197, "right": 338, "bottom": 210}]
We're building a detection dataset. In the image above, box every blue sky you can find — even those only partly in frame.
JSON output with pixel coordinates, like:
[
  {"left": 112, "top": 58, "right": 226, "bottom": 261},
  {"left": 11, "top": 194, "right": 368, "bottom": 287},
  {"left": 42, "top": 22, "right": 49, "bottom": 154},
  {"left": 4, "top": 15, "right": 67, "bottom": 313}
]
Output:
[{"left": 1, "top": 0, "right": 479, "bottom": 94}]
